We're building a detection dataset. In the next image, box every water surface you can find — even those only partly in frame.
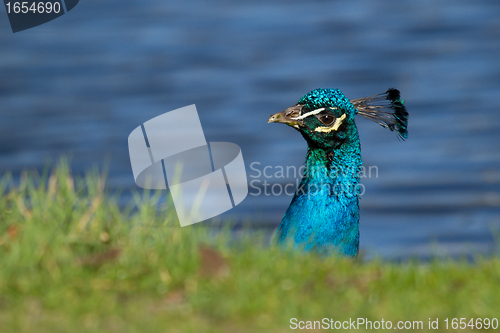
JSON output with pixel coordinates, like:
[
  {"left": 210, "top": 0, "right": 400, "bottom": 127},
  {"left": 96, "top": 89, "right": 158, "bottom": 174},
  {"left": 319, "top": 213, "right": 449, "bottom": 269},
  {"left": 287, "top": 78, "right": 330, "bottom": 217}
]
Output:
[{"left": 1, "top": 0, "right": 500, "bottom": 258}]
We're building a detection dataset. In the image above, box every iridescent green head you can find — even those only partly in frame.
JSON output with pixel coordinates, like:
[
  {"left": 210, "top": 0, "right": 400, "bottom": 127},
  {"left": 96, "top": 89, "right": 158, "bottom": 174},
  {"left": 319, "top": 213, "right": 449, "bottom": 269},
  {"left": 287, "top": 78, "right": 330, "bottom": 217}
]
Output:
[
  {"left": 268, "top": 88, "right": 358, "bottom": 149},
  {"left": 268, "top": 88, "right": 408, "bottom": 149}
]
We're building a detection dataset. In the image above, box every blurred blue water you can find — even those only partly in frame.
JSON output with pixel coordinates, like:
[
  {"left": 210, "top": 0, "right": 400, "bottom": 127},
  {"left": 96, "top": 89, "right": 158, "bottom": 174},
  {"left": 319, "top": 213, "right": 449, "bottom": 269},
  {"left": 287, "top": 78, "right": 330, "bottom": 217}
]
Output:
[{"left": 1, "top": 0, "right": 500, "bottom": 258}]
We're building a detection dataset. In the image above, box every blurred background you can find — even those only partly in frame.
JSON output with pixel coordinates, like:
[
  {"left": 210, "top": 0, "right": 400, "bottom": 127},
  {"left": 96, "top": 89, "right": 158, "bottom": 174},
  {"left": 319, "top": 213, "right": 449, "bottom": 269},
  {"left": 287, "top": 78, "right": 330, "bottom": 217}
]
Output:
[{"left": 1, "top": 0, "right": 500, "bottom": 259}]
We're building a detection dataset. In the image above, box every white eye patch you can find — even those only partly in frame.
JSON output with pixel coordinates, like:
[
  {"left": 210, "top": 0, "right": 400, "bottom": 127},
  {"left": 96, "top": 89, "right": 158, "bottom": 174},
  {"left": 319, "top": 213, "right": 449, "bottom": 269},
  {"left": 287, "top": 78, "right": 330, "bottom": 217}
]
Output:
[
  {"left": 314, "top": 113, "right": 347, "bottom": 133},
  {"left": 291, "top": 106, "right": 341, "bottom": 120},
  {"left": 291, "top": 108, "right": 325, "bottom": 120}
]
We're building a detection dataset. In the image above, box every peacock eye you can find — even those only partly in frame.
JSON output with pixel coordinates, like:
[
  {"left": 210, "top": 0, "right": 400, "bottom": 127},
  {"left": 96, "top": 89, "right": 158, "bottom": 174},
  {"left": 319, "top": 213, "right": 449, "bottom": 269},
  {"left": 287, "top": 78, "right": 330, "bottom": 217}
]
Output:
[{"left": 319, "top": 114, "right": 335, "bottom": 125}]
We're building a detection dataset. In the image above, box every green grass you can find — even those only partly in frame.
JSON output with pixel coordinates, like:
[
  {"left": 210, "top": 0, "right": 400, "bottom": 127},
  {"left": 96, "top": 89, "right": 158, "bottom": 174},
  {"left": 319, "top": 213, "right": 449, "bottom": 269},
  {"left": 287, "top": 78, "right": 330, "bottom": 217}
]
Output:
[{"left": 0, "top": 161, "right": 499, "bottom": 332}]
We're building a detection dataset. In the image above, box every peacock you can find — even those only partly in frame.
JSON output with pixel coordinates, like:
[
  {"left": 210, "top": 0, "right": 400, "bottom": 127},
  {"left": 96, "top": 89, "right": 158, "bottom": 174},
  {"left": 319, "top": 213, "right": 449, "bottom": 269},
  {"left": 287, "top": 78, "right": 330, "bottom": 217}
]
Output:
[{"left": 268, "top": 88, "right": 408, "bottom": 257}]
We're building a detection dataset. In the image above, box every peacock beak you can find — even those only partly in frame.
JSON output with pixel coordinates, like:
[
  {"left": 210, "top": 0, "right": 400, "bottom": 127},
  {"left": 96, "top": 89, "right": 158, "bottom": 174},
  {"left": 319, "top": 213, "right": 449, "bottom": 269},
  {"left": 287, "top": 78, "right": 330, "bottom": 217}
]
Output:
[{"left": 268, "top": 105, "right": 303, "bottom": 128}]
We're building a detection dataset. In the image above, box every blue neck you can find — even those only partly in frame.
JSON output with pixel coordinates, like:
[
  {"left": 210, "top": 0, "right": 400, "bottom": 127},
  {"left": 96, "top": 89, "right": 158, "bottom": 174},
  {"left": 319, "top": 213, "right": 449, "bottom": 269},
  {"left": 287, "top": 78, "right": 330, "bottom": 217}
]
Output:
[{"left": 276, "top": 136, "right": 362, "bottom": 256}]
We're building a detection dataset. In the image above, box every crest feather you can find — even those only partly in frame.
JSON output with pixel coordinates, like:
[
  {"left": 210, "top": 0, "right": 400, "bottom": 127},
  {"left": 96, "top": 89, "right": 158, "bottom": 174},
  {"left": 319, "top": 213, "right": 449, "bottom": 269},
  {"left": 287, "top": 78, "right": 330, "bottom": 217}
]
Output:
[{"left": 350, "top": 88, "right": 408, "bottom": 139}]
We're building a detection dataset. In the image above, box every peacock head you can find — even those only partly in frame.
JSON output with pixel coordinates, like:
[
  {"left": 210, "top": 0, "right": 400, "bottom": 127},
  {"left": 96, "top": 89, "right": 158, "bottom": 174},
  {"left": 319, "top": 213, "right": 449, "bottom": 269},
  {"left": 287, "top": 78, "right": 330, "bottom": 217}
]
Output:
[
  {"left": 268, "top": 89, "right": 359, "bottom": 149},
  {"left": 268, "top": 88, "right": 408, "bottom": 150}
]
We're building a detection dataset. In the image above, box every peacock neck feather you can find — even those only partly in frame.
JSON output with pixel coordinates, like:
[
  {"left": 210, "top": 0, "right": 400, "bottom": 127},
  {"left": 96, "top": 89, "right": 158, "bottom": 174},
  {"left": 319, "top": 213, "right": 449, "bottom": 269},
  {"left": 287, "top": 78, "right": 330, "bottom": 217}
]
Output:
[
  {"left": 269, "top": 87, "right": 408, "bottom": 258},
  {"left": 276, "top": 129, "right": 362, "bottom": 257}
]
